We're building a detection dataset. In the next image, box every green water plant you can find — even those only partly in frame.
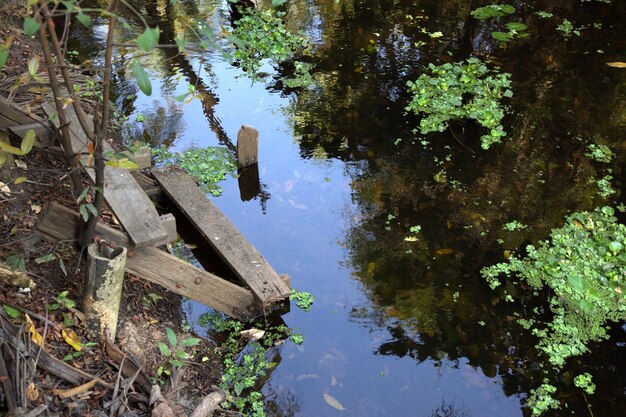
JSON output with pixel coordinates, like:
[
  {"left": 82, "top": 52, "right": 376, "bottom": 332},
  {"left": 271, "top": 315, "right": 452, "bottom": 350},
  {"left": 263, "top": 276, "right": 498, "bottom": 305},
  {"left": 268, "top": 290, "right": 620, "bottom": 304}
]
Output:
[
  {"left": 470, "top": 4, "right": 515, "bottom": 19},
  {"left": 198, "top": 309, "right": 307, "bottom": 417},
  {"left": 482, "top": 206, "right": 626, "bottom": 414},
  {"left": 152, "top": 146, "right": 237, "bottom": 197},
  {"left": 405, "top": 58, "right": 513, "bottom": 149},
  {"left": 230, "top": 8, "right": 309, "bottom": 77}
]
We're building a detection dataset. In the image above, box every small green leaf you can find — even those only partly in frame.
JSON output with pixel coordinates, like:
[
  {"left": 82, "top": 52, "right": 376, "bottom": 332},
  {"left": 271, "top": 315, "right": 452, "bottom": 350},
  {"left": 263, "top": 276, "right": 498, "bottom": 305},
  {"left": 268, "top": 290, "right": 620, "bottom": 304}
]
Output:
[
  {"left": 58, "top": 258, "right": 67, "bottom": 276},
  {"left": 14, "top": 176, "right": 27, "bottom": 184},
  {"left": 20, "top": 129, "right": 35, "bottom": 154},
  {"left": 170, "top": 359, "right": 184, "bottom": 367},
  {"left": 506, "top": 22, "right": 528, "bottom": 31},
  {"left": 165, "top": 327, "right": 177, "bottom": 347},
  {"left": 271, "top": 0, "right": 287, "bottom": 7},
  {"left": 157, "top": 341, "right": 171, "bottom": 357},
  {"left": 132, "top": 60, "right": 152, "bottom": 96},
  {"left": 0, "top": 49, "right": 9, "bottom": 69},
  {"left": 3, "top": 305, "right": 21, "bottom": 318},
  {"left": 76, "top": 12, "right": 91, "bottom": 28},
  {"left": 492, "top": 31, "right": 513, "bottom": 42},
  {"left": 79, "top": 204, "right": 89, "bottom": 222},
  {"left": 0, "top": 141, "right": 26, "bottom": 155},
  {"left": 61, "top": 1, "right": 75, "bottom": 11},
  {"left": 77, "top": 187, "right": 90, "bottom": 203},
  {"left": 23, "top": 18, "right": 40, "bottom": 37},
  {"left": 136, "top": 27, "right": 160, "bottom": 52},
  {"left": 180, "top": 337, "right": 201, "bottom": 347},
  {"left": 503, "top": 89, "right": 513, "bottom": 98},
  {"left": 84, "top": 203, "right": 98, "bottom": 218},
  {"left": 174, "top": 350, "right": 191, "bottom": 359},
  {"left": 35, "top": 253, "right": 55, "bottom": 264},
  {"left": 28, "top": 56, "right": 40, "bottom": 76}
]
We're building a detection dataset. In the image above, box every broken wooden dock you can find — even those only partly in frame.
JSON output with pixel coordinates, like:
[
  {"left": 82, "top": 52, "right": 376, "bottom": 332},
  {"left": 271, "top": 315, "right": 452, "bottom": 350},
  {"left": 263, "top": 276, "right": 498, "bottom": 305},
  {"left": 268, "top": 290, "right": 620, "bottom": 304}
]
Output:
[
  {"left": 152, "top": 167, "right": 291, "bottom": 307},
  {"left": 41, "top": 102, "right": 168, "bottom": 247},
  {"left": 2, "top": 97, "right": 291, "bottom": 319}
]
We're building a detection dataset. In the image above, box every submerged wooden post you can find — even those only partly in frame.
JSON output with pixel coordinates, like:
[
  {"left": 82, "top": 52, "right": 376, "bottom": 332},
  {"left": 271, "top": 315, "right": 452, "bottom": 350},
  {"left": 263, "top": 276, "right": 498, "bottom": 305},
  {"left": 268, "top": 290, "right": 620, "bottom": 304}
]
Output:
[
  {"left": 83, "top": 241, "right": 127, "bottom": 340},
  {"left": 236, "top": 125, "right": 258, "bottom": 168}
]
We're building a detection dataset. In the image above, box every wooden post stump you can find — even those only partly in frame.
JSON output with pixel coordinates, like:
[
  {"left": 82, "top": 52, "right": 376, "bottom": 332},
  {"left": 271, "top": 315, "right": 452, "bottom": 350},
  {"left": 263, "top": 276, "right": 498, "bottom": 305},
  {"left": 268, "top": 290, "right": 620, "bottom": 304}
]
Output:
[
  {"left": 236, "top": 125, "right": 258, "bottom": 168},
  {"left": 83, "top": 242, "right": 127, "bottom": 340}
]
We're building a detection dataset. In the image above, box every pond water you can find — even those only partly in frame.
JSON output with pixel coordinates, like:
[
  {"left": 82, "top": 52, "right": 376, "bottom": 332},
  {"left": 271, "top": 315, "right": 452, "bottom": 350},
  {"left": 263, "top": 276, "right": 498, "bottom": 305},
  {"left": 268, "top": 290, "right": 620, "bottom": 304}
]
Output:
[{"left": 71, "top": 0, "right": 626, "bottom": 415}]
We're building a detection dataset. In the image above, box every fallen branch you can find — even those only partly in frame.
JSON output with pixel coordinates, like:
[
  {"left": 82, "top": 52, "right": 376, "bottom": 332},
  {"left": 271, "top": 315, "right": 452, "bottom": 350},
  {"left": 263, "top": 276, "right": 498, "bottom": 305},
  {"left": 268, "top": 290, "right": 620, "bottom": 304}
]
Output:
[
  {"left": 190, "top": 390, "right": 225, "bottom": 417},
  {"left": 0, "top": 313, "right": 113, "bottom": 390}
]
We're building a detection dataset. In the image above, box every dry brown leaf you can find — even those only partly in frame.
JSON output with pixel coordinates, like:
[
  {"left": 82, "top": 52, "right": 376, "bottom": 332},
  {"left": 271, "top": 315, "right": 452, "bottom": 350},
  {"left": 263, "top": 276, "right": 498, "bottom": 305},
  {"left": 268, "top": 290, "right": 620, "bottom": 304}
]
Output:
[
  {"left": 0, "top": 182, "right": 10, "bottom": 195},
  {"left": 435, "top": 248, "right": 454, "bottom": 255},
  {"left": 240, "top": 328, "right": 265, "bottom": 341},
  {"left": 30, "top": 204, "right": 42, "bottom": 214},
  {"left": 323, "top": 393, "right": 345, "bottom": 411},
  {"left": 52, "top": 378, "right": 100, "bottom": 398},
  {"left": 26, "top": 382, "right": 39, "bottom": 401},
  {"left": 606, "top": 62, "right": 626, "bottom": 68},
  {"left": 15, "top": 160, "right": 27, "bottom": 169}
]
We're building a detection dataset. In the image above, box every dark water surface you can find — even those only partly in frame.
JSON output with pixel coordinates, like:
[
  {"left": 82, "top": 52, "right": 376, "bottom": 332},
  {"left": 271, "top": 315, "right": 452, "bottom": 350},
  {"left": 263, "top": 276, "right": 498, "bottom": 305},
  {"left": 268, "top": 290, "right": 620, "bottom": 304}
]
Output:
[{"left": 71, "top": 0, "right": 626, "bottom": 415}]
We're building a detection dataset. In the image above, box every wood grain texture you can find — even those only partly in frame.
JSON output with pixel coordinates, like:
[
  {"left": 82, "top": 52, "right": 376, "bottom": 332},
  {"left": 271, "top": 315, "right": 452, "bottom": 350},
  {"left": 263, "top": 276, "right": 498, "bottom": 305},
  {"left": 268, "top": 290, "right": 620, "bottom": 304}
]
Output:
[
  {"left": 42, "top": 102, "right": 167, "bottom": 247},
  {"left": 236, "top": 125, "right": 258, "bottom": 168},
  {"left": 35, "top": 203, "right": 258, "bottom": 320},
  {"left": 152, "top": 167, "right": 291, "bottom": 306}
]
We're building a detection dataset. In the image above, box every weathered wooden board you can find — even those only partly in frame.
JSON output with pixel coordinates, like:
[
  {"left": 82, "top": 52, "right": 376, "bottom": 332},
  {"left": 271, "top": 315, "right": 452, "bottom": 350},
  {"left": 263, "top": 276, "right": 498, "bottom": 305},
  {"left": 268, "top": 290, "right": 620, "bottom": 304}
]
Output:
[
  {"left": 236, "top": 125, "right": 259, "bottom": 168},
  {"left": 35, "top": 203, "right": 258, "bottom": 320},
  {"left": 152, "top": 167, "right": 291, "bottom": 306},
  {"left": 42, "top": 102, "right": 167, "bottom": 247},
  {"left": 0, "top": 96, "right": 38, "bottom": 126}
]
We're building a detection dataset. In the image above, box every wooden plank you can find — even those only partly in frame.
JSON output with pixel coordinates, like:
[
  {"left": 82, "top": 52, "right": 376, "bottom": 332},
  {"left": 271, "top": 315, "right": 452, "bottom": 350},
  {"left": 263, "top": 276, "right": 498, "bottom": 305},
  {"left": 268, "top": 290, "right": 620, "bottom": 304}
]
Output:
[
  {"left": 8, "top": 122, "right": 53, "bottom": 138},
  {"left": 236, "top": 125, "right": 258, "bottom": 168},
  {"left": 42, "top": 102, "right": 167, "bottom": 247},
  {"left": 152, "top": 167, "right": 291, "bottom": 306},
  {"left": 35, "top": 202, "right": 258, "bottom": 320},
  {"left": 0, "top": 96, "right": 37, "bottom": 125}
]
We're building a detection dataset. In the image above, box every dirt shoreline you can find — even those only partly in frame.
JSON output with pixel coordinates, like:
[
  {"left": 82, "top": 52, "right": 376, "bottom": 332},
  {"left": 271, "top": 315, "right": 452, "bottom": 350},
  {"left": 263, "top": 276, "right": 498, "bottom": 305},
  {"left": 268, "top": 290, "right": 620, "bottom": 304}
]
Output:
[{"left": 0, "top": 7, "right": 222, "bottom": 416}]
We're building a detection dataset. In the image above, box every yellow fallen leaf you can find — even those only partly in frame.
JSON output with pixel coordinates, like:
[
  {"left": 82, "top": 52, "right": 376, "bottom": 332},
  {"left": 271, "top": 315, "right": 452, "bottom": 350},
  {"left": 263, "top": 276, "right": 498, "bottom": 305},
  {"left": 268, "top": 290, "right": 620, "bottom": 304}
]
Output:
[
  {"left": 30, "top": 204, "right": 41, "bottom": 214},
  {"left": 404, "top": 236, "right": 419, "bottom": 242},
  {"left": 606, "top": 62, "right": 626, "bottom": 68},
  {"left": 62, "top": 328, "right": 83, "bottom": 351},
  {"left": 323, "top": 393, "right": 345, "bottom": 410},
  {"left": 14, "top": 176, "right": 27, "bottom": 184},
  {"left": 615, "top": 287, "right": 622, "bottom": 294},
  {"left": 436, "top": 248, "right": 454, "bottom": 255},
  {"left": 367, "top": 262, "right": 376, "bottom": 274},
  {"left": 25, "top": 314, "right": 42, "bottom": 346},
  {"left": 53, "top": 378, "right": 100, "bottom": 398}
]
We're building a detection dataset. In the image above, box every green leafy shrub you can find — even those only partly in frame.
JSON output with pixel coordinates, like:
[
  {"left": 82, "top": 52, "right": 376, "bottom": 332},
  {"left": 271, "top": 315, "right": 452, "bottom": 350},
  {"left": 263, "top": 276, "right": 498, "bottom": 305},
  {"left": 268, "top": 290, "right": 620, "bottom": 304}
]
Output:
[
  {"left": 405, "top": 58, "right": 513, "bottom": 149},
  {"left": 482, "top": 206, "right": 626, "bottom": 414},
  {"left": 231, "top": 8, "right": 308, "bottom": 77}
]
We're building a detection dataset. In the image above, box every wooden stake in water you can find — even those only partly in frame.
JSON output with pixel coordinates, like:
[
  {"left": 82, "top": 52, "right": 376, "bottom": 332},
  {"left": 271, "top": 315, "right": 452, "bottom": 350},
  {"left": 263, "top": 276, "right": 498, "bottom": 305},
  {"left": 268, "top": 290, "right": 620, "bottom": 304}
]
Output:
[{"left": 237, "top": 125, "right": 259, "bottom": 168}]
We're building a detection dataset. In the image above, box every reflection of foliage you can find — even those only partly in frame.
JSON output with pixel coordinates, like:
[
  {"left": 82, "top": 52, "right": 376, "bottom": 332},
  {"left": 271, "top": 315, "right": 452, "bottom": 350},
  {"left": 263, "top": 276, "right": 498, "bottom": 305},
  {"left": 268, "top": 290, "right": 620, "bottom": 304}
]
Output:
[
  {"left": 123, "top": 100, "right": 185, "bottom": 147},
  {"left": 231, "top": 8, "right": 309, "bottom": 77},
  {"left": 426, "top": 399, "right": 471, "bottom": 417},
  {"left": 152, "top": 146, "right": 237, "bottom": 197},
  {"left": 482, "top": 206, "right": 626, "bottom": 414},
  {"left": 405, "top": 58, "right": 513, "bottom": 150}
]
